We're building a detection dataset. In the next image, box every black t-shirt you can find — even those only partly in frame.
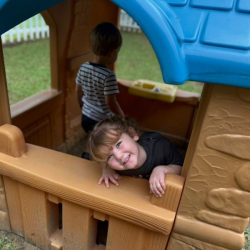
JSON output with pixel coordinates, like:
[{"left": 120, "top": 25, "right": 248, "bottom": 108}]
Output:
[{"left": 117, "top": 132, "right": 184, "bottom": 179}]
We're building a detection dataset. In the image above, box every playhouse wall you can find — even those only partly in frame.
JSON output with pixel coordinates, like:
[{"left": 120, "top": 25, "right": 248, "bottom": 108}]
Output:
[
  {"left": 167, "top": 84, "right": 250, "bottom": 250},
  {"left": 0, "top": 37, "right": 11, "bottom": 232}
]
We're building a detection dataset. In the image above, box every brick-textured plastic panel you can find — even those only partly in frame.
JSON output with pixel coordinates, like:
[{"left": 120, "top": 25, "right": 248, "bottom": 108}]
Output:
[
  {"left": 174, "top": 7, "right": 203, "bottom": 42},
  {"left": 190, "top": 0, "right": 234, "bottom": 10},
  {"left": 166, "top": 0, "right": 188, "bottom": 7},
  {"left": 201, "top": 12, "right": 250, "bottom": 50},
  {"left": 236, "top": 0, "right": 250, "bottom": 13}
]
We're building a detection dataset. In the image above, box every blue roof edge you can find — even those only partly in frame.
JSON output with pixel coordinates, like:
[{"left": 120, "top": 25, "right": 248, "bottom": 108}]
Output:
[{"left": 0, "top": 0, "right": 66, "bottom": 35}]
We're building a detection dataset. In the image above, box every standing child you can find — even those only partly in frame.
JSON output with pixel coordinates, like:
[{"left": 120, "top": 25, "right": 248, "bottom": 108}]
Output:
[
  {"left": 88, "top": 116, "right": 184, "bottom": 197},
  {"left": 75, "top": 22, "right": 124, "bottom": 134}
]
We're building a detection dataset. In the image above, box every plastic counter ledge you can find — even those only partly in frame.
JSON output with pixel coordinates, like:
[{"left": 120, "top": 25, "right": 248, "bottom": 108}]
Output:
[{"left": 0, "top": 143, "right": 176, "bottom": 236}]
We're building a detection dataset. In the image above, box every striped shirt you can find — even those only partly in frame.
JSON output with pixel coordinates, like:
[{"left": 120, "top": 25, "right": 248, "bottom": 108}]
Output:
[{"left": 76, "top": 62, "right": 119, "bottom": 122}]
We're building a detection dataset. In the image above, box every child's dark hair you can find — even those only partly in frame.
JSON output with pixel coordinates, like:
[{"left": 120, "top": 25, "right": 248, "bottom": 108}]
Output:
[
  {"left": 90, "top": 22, "right": 122, "bottom": 56},
  {"left": 88, "top": 116, "right": 140, "bottom": 162}
]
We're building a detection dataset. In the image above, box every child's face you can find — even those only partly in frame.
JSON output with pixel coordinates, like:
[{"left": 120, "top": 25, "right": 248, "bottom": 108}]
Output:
[{"left": 100, "top": 132, "right": 146, "bottom": 171}]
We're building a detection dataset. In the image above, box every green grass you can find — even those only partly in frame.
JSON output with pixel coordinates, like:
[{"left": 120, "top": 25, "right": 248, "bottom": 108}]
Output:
[
  {"left": 243, "top": 224, "right": 250, "bottom": 250},
  {"left": 117, "top": 32, "right": 163, "bottom": 82},
  {"left": 0, "top": 234, "right": 18, "bottom": 250},
  {"left": 3, "top": 32, "right": 202, "bottom": 105},
  {"left": 3, "top": 39, "right": 51, "bottom": 105}
]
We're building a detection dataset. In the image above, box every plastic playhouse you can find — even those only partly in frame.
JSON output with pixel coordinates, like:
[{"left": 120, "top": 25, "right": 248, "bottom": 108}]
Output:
[{"left": 0, "top": 0, "right": 250, "bottom": 250}]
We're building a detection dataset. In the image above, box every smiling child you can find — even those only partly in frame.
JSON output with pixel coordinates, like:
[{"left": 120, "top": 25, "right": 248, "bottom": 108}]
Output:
[{"left": 88, "top": 116, "right": 183, "bottom": 197}]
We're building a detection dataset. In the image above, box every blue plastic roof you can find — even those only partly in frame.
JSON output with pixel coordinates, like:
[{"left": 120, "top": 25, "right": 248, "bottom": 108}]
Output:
[
  {"left": 0, "top": 0, "right": 66, "bottom": 35},
  {"left": 1, "top": 0, "right": 250, "bottom": 88}
]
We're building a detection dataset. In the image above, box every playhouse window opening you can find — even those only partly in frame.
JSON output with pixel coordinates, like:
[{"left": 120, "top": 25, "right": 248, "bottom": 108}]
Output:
[
  {"left": 96, "top": 220, "right": 109, "bottom": 246},
  {"left": 58, "top": 203, "right": 63, "bottom": 230},
  {"left": 1, "top": 13, "right": 51, "bottom": 105},
  {"left": 117, "top": 10, "right": 203, "bottom": 95},
  {"left": 47, "top": 200, "right": 62, "bottom": 234}
]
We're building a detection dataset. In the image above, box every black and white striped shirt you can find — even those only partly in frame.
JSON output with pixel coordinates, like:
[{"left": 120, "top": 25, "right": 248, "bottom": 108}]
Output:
[{"left": 76, "top": 62, "right": 119, "bottom": 122}]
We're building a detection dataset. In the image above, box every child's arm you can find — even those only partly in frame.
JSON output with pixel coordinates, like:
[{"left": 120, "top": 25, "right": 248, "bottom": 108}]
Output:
[
  {"left": 75, "top": 84, "right": 84, "bottom": 109},
  {"left": 149, "top": 165, "right": 182, "bottom": 197},
  {"left": 99, "top": 162, "right": 122, "bottom": 188},
  {"left": 105, "top": 94, "right": 124, "bottom": 117}
]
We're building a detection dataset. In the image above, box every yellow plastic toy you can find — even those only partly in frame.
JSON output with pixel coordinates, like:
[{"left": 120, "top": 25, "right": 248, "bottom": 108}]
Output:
[{"left": 129, "top": 79, "right": 178, "bottom": 103}]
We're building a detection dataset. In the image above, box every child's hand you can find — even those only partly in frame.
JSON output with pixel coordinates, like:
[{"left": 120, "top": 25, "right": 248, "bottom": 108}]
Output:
[
  {"left": 149, "top": 165, "right": 182, "bottom": 197},
  {"left": 99, "top": 162, "right": 122, "bottom": 188},
  {"left": 149, "top": 166, "right": 168, "bottom": 197}
]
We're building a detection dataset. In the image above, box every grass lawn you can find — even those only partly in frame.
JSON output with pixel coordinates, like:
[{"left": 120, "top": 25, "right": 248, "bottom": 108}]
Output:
[
  {"left": 3, "top": 39, "right": 51, "bottom": 105},
  {"left": 3, "top": 32, "right": 203, "bottom": 105},
  {"left": 244, "top": 224, "right": 250, "bottom": 250},
  {"left": 0, "top": 232, "right": 18, "bottom": 250}
]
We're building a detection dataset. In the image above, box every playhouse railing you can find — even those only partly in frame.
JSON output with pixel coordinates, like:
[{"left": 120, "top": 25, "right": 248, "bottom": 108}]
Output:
[{"left": 0, "top": 124, "right": 185, "bottom": 250}]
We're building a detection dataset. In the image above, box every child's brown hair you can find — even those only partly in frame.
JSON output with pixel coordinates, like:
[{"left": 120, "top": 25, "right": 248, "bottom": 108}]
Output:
[
  {"left": 91, "top": 22, "right": 122, "bottom": 56},
  {"left": 88, "top": 116, "right": 140, "bottom": 162}
]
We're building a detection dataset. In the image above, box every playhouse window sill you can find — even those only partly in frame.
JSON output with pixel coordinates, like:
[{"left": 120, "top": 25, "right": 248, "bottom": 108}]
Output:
[{"left": 10, "top": 89, "right": 63, "bottom": 128}]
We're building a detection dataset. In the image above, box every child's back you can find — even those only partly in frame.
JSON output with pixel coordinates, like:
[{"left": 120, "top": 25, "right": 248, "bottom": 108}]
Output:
[
  {"left": 76, "top": 22, "right": 124, "bottom": 133},
  {"left": 76, "top": 62, "right": 119, "bottom": 122}
]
